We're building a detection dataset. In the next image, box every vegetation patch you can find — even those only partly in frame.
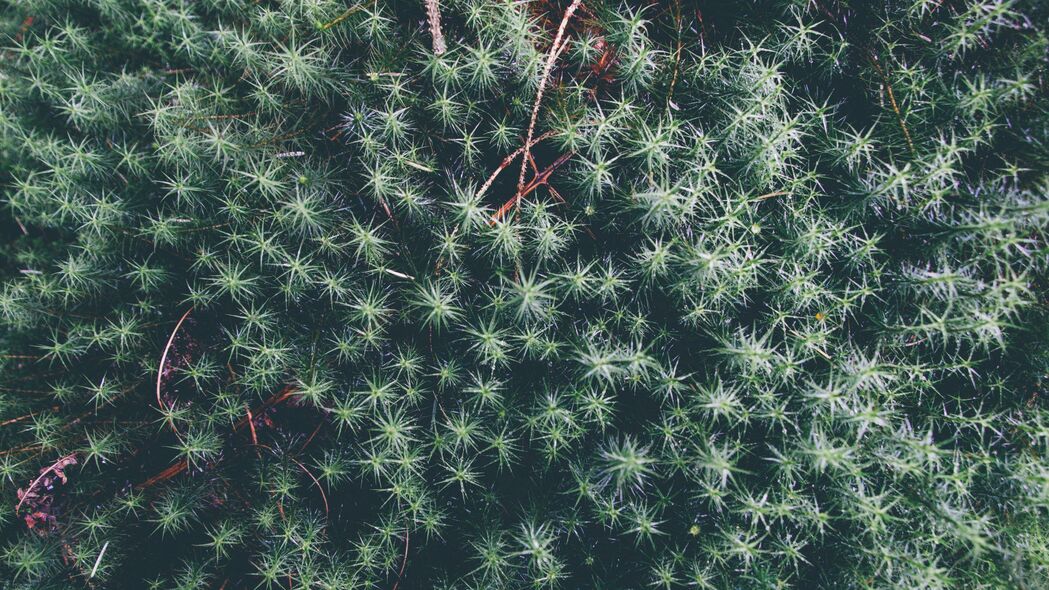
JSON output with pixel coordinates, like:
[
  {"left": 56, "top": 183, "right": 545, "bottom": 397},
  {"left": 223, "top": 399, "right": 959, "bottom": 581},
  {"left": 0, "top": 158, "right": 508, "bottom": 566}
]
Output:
[{"left": 0, "top": 0, "right": 1047, "bottom": 588}]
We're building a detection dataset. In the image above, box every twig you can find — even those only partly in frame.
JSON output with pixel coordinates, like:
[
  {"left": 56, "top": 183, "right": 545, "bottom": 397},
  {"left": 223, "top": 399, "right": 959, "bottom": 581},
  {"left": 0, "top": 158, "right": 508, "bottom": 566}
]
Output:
[
  {"left": 753, "top": 191, "right": 789, "bottom": 201},
  {"left": 667, "top": 0, "right": 684, "bottom": 109},
  {"left": 517, "top": 0, "right": 584, "bottom": 201},
  {"left": 493, "top": 151, "right": 575, "bottom": 224},
  {"left": 14, "top": 15, "right": 33, "bottom": 43},
  {"left": 137, "top": 459, "right": 189, "bottom": 489},
  {"left": 424, "top": 0, "right": 447, "bottom": 55},
  {"left": 14, "top": 453, "right": 77, "bottom": 514},
  {"left": 139, "top": 386, "right": 297, "bottom": 489},
  {"left": 695, "top": 8, "right": 707, "bottom": 54},
  {"left": 477, "top": 130, "right": 556, "bottom": 201},
  {"left": 867, "top": 55, "right": 916, "bottom": 156},
  {"left": 390, "top": 526, "right": 411, "bottom": 590},
  {"left": 299, "top": 421, "right": 324, "bottom": 453},
  {"left": 0, "top": 406, "right": 59, "bottom": 428},
  {"left": 377, "top": 197, "right": 398, "bottom": 228},
  {"left": 232, "top": 386, "right": 298, "bottom": 430},
  {"left": 0, "top": 444, "right": 42, "bottom": 457},
  {"left": 317, "top": 0, "right": 374, "bottom": 32},
  {"left": 89, "top": 541, "right": 109, "bottom": 578},
  {"left": 291, "top": 458, "right": 329, "bottom": 516},
  {"left": 156, "top": 306, "right": 194, "bottom": 435},
  {"left": 433, "top": 131, "right": 557, "bottom": 275},
  {"left": 245, "top": 406, "right": 260, "bottom": 458}
]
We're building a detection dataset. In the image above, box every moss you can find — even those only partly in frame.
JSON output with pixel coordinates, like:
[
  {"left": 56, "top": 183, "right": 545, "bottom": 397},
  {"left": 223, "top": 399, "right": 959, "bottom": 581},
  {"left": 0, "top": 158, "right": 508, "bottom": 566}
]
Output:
[{"left": 0, "top": 0, "right": 1047, "bottom": 587}]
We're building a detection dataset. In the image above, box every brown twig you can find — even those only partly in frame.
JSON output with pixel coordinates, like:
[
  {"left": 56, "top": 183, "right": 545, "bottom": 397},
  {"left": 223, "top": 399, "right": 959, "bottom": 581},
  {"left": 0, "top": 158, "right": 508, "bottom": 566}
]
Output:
[
  {"left": 477, "top": 130, "right": 557, "bottom": 202},
  {"left": 377, "top": 197, "right": 398, "bottom": 229},
  {"left": 245, "top": 406, "right": 260, "bottom": 458},
  {"left": 156, "top": 306, "right": 194, "bottom": 436},
  {"left": 232, "top": 386, "right": 298, "bottom": 431},
  {"left": 299, "top": 421, "right": 324, "bottom": 453},
  {"left": 14, "top": 453, "right": 77, "bottom": 514},
  {"left": 667, "top": 0, "right": 684, "bottom": 109},
  {"left": 424, "top": 0, "right": 447, "bottom": 55},
  {"left": 517, "top": 0, "right": 584, "bottom": 202},
  {"left": 0, "top": 406, "right": 59, "bottom": 428},
  {"left": 14, "top": 16, "right": 34, "bottom": 43},
  {"left": 695, "top": 8, "right": 707, "bottom": 53},
  {"left": 390, "top": 525, "right": 411, "bottom": 590},
  {"left": 493, "top": 151, "right": 575, "bottom": 224},
  {"left": 291, "top": 458, "right": 329, "bottom": 516},
  {"left": 433, "top": 130, "right": 558, "bottom": 275},
  {"left": 138, "top": 386, "right": 297, "bottom": 489},
  {"left": 138, "top": 460, "right": 189, "bottom": 490}
]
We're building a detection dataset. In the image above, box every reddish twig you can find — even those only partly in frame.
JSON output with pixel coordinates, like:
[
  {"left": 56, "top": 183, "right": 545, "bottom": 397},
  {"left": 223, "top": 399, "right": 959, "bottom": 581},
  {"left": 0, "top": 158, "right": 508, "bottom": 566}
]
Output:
[
  {"left": 14, "top": 16, "right": 33, "bottom": 43},
  {"left": 696, "top": 8, "right": 707, "bottom": 53},
  {"left": 517, "top": 0, "right": 584, "bottom": 201},
  {"left": 137, "top": 459, "right": 189, "bottom": 489},
  {"left": 245, "top": 406, "right": 260, "bottom": 458},
  {"left": 378, "top": 197, "right": 398, "bottom": 228},
  {"left": 492, "top": 151, "right": 575, "bottom": 224},
  {"left": 138, "top": 386, "right": 297, "bottom": 489},
  {"left": 233, "top": 386, "right": 298, "bottom": 430},
  {"left": 291, "top": 458, "right": 329, "bottom": 516},
  {"left": 299, "top": 421, "right": 324, "bottom": 453},
  {"left": 477, "top": 130, "right": 556, "bottom": 201},
  {"left": 434, "top": 130, "right": 559, "bottom": 275},
  {"left": 390, "top": 526, "right": 411, "bottom": 590}
]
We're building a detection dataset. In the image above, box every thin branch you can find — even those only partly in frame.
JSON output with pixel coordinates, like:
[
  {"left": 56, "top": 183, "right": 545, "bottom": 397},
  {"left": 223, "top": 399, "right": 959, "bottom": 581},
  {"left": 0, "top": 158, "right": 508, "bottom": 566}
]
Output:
[
  {"left": 317, "top": 0, "right": 374, "bottom": 32},
  {"left": 517, "top": 0, "right": 584, "bottom": 199},
  {"left": 245, "top": 406, "right": 260, "bottom": 458},
  {"left": 868, "top": 55, "right": 916, "bottom": 156},
  {"left": 156, "top": 306, "right": 194, "bottom": 436},
  {"left": 753, "top": 190, "right": 789, "bottom": 201},
  {"left": 477, "top": 130, "right": 556, "bottom": 201},
  {"left": 0, "top": 406, "right": 59, "bottom": 428},
  {"left": 139, "top": 386, "right": 297, "bottom": 489},
  {"left": 390, "top": 525, "right": 411, "bottom": 590},
  {"left": 667, "top": 0, "right": 684, "bottom": 109},
  {"left": 89, "top": 541, "right": 109, "bottom": 578},
  {"left": 425, "top": 0, "right": 447, "bottom": 55},
  {"left": 291, "top": 458, "right": 329, "bottom": 516},
  {"left": 137, "top": 460, "right": 188, "bottom": 489},
  {"left": 492, "top": 151, "right": 575, "bottom": 224},
  {"left": 14, "top": 453, "right": 77, "bottom": 514}
]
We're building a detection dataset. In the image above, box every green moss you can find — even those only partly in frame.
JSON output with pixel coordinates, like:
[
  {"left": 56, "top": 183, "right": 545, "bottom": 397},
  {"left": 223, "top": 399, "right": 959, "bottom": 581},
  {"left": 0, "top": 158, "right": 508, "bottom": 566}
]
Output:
[{"left": 0, "top": 0, "right": 1047, "bottom": 587}]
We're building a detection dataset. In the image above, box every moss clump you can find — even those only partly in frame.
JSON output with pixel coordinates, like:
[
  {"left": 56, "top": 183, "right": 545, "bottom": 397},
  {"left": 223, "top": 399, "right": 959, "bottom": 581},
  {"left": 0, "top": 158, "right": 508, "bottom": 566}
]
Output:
[{"left": 0, "top": 0, "right": 1048, "bottom": 588}]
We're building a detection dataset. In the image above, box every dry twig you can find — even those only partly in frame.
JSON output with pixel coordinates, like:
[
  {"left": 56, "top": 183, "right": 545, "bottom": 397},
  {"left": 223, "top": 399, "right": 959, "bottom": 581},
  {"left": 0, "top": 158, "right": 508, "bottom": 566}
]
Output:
[
  {"left": 156, "top": 306, "right": 194, "bottom": 435},
  {"left": 517, "top": 0, "right": 584, "bottom": 202},
  {"left": 425, "top": 0, "right": 447, "bottom": 55}
]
